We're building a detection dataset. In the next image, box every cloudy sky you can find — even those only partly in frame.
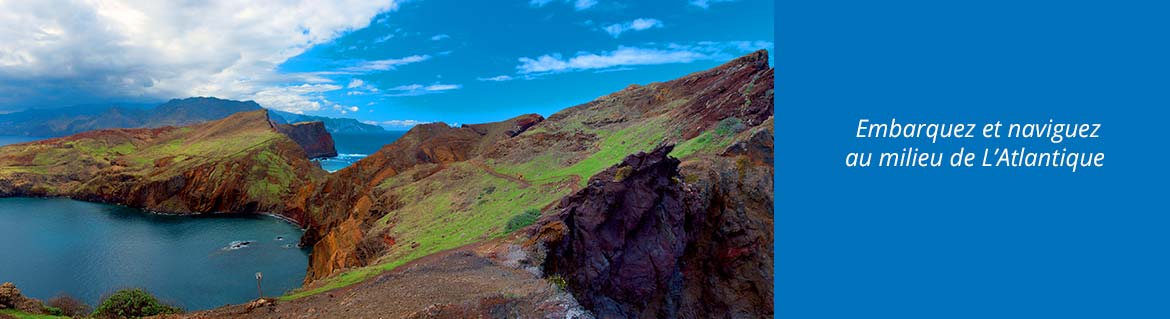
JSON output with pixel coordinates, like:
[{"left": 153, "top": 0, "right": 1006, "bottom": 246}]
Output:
[{"left": 0, "top": 0, "right": 773, "bottom": 129}]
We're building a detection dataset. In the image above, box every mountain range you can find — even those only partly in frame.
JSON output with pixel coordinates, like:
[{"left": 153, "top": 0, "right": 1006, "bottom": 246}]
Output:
[{"left": 0, "top": 97, "right": 385, "bottom": 137}]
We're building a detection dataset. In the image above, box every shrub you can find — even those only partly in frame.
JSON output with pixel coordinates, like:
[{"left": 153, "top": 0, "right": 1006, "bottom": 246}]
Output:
[
  {"left": 612, "top": 166, "right": 633, "bottom": 182},
  {"left": 714, "top": 117, "right": 746, "bottom": 136},
  {"left": 547, "top": 274, "right": 568, "bottom": 291},
  {"left": 92, "top": 288, "right": 180, "bottom": 319},
  {"left": 503, "top": 208, "right": 541, "bottom": 234},
  {"left": 47, "top": 293, "right": 91, "bottom": 317}
]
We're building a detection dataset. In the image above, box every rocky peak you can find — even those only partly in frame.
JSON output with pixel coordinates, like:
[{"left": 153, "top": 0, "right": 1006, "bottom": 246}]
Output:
[
  {"left": 534, "top": 144, "right": 692, "bottom": 318},
  {"left": 275, "top": 120, "right": 338, "bottom": 159},
  {"left": 532, "top": 138, "right": 774, "bottom": 318}
]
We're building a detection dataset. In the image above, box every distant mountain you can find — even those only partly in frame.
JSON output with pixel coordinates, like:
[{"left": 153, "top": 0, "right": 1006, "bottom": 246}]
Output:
[
  {"left": 0, "top": 97, "right": 260, "bottom": 137},
  {"left": 268, "top": 110, "right": 387, "bottom": 134},
  {"left": 0, "top": 97, "right": 385, "bottom": 137}
]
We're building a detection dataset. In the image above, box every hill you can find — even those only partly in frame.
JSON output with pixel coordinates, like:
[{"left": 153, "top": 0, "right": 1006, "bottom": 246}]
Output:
[
  {"left": 0, "top": 110, "right": 329, "bottom": 223},
  {"left": 278, "top": 50, "right": 774, "bottom": 317}
]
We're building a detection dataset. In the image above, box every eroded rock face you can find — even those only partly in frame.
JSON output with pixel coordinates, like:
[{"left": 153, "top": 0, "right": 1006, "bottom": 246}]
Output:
[
  {"left": 536, "top": 145, "right": 690, "bottom": 318},
  {"left": 534, "top": 142, "right": 773, "bottom": 318},
  {"left": 276, "top": 121, "right": 338, "bottom": 159}
]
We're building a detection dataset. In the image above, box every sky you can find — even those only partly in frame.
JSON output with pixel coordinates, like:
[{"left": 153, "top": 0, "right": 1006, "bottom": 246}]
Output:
[{"left": 0, "top": 0, "right": 773, "bottom": 129}]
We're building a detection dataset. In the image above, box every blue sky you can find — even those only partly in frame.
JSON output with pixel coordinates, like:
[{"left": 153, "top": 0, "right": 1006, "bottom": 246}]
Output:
[{"left": 0, "top": 0, "right": 773, "bottom": 128}]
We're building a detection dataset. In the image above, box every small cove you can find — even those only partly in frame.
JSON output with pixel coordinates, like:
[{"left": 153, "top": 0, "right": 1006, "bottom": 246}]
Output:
[{"left": 0, "top": 197, "right": 310, "bottom": 310}]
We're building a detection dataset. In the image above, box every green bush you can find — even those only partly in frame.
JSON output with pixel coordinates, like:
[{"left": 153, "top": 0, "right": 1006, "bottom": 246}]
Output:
[
  {"left": 503, "top": 208, "right": 541, "bottom": 234},
  {"left": 547, "top": 274, "right": 568, "bottom": 291},
  {"left": 92, "top": 288, "right": 180, "bottom": 319},
  {"left": 714, "top": 117, "right": 746, "bottom": 136}
]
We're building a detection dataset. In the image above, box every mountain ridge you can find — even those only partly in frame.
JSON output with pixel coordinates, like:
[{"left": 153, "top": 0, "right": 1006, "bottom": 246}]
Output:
[{"left": 0, "top": 97, "right": 385, "bottom": 137}]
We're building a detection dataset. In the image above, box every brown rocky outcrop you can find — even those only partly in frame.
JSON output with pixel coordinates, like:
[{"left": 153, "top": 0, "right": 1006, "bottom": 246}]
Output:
[
  {"left": 534, "top": 145, "right": 690, "bottom": 318},
  {"left": 533, "top": 139, "right": 773, "bottom": 318},
  {"left": 275, "top": 121, "right": 338, "bottom": 159}
]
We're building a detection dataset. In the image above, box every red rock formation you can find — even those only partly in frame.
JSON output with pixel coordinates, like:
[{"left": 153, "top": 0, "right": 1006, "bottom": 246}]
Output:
[{"left": 275, "top": 121, "right": 338, "bottom": 159}]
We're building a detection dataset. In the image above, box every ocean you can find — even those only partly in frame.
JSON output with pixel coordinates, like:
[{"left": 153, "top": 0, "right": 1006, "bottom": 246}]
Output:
[{"left": 316, "top": 131, "right": 406, "bottom": 172}]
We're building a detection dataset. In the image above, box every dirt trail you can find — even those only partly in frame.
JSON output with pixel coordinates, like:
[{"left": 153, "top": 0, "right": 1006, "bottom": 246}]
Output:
[
  {"left": 468, "top": 159, "right": 530, "bottom": 188},
  {"left": 171, "top": 240, "right": 588, "bottom": 319}
]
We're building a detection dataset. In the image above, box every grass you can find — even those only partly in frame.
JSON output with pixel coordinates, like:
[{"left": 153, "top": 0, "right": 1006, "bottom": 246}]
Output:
[
  {"left": 494, "top": 118, "right": 667, "bottom": 186},
  {"left": 285, "top": 162, "right": 571, "bottom": 300},
  {"left": 0, "top": 309, "right": 68, "bottom": 319},
  {"left": 285, "top": 116, "right": 677, "bottom": 300},
  {"left": 504, "top": 208, "right": 541, "bottom": 234},
  {"left": 245, "top": 149, "right": 297, "bottom": 203},
  {"left": 671, "top": 118, "right": 745, "bottom": 159}
]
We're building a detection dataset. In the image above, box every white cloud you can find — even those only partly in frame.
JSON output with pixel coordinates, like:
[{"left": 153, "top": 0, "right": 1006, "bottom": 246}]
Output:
[
  {"left": 340, "top": 55, "right": 430, "bottom": 72},
  {"left": 378, "top": 119, "right": 429, "bottom": 128},
  {"left": 374, "top": 33, "right": 395, "bottom": 43},
  {"left": 602, "top": 18, "right": 663, "bottom": 38},
  {"left": 390, "top": 84, "right": 423, "bottom": 91},
  {"left": 430, "top": 34, "right": 450, "bottom": 41},
  {"left": 252, "top": 84, "right": 343, "bottom": 114},
  {"left": 332, "top": 104, "right": 359, "bottom": 113},
  {"left": 424, "top": 84, "right": 460, "bottom": 91},
  {"left": 0, "top": 0, "right": 402, "bottom": 112},
  {"left": 345, "top": 78, "right": 381, "bottom": 96},
  {"left": 387, "top": 83, "right": 462, "bottom": 96},
  {"left": 574, "top": 0, "right": 598, "bottom": 10},
  {"left": 516, "top": 41, "right": 772, "bottom": 74},
  {"left": 528, "top": 0, "right": 596, "bottom": 10},
  {"left": 689, "top": 0, "right": 738, "bottom": 9},
  {"left": 477, "top": 75, "right": 514, "bottom": 82}
]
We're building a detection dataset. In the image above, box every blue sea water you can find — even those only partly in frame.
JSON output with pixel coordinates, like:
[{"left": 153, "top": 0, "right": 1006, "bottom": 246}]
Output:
[
  {"left": 0, "top": 198, "right": 309, "bottom": 310},
  {"left": 316, "top": 131, "right": 405, "bottom": 172},
  {"left": 0, "top": 133, "right": 396, "bottom": 309},
  {"left": 0, "top": 136, "right": 47, "bottom": 146}
]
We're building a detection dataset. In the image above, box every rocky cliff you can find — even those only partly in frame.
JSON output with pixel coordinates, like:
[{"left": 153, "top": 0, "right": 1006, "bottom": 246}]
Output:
[
  {"left": 531, "top": 124, "right": 773, "bottom": 318},
  {"left": 275, "top": 121, "right": 338, "bottom": 159},
  {"left": 534, "top": 145, "right": 692, "bottom": 317},
  {"left": 0, "top": 110, "right": 328, "bottom": 223}
]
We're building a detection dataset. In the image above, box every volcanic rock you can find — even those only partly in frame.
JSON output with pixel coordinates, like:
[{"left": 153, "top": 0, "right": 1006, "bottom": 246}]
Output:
[{"left": 275, "top": 121, "right": 339, "bottom": 158}]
